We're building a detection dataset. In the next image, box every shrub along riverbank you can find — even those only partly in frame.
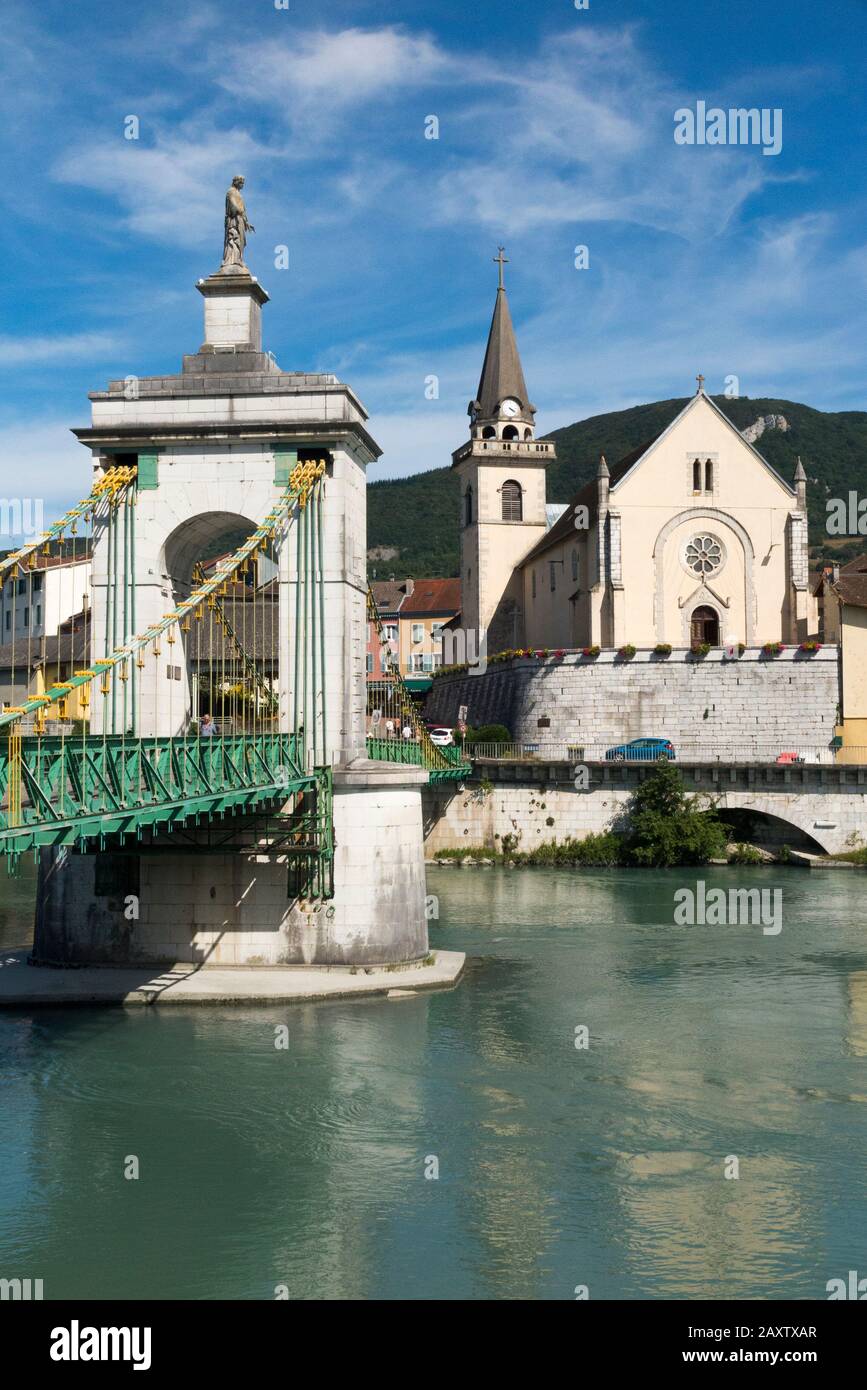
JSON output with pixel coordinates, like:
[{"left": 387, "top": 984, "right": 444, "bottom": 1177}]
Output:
[{"left": 432, "top": 765, "right": 789, "bottom": 868}]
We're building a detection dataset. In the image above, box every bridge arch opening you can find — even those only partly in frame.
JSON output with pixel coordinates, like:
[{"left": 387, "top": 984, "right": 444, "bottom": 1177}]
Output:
[
  {"left": 161, "top": 510, "right": 279, "bottom": 733},
  {"left": 718, "top": 808, "right": 827, "bottom": 855}
]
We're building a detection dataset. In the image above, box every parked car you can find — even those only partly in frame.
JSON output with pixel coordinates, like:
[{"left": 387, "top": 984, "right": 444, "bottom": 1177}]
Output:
[
  {"left": 428, "top": 727, "right": 455, "bottom": 747},
  {"left": 604, "top": 737, "right": 676, "bottom": 763}
]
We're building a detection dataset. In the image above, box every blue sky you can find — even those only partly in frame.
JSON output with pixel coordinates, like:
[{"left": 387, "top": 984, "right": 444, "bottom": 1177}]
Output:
[{"left": 2, "top": 0, "right": 867, "bottom": 534}]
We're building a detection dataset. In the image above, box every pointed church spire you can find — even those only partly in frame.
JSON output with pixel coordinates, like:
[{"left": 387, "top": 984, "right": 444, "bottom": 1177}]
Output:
[
  {"left": 794, "top": 455, "right": 807, "bottom": 508},
  {"left": 471, "top": 249, "right": 533, "bottom": 424},
  {"left": 597, "top": 454, "right": 610, "bottom": 511}
]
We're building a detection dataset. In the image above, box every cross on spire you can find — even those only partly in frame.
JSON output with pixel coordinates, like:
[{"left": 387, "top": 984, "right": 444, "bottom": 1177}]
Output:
[
  {"left": 494, "top": 246, "right": 509, "bottom": 290},
  {"left": 696, "top": 373, "right": 706, "bottom": 394}
]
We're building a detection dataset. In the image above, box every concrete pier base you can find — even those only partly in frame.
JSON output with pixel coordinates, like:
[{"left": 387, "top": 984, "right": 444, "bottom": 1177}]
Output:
[
  {"left": 0, "top": 949, "right": 466, "bottom": 1008},
  {"left": 32, "top": 763, "right": 433, "bottom": 970}
]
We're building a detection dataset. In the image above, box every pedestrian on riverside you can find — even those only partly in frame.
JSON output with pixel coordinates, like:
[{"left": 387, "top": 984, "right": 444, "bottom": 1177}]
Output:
[
  {"left": 385, "top": 717, "right": 395, "bottom": 739},
  {"left": 402, "top": 721, "right": 412, "bottom": 741},
  {"left": 200, "top": 713, "right": 217, "bottom": 737}
]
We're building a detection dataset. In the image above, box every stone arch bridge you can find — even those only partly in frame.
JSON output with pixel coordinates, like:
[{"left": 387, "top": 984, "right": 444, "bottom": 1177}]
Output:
[{"left": 424, "top": 758, "right": 867, "bottom": 857}]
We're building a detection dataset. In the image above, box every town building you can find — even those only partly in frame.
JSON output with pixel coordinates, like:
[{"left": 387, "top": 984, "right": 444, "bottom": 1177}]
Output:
[
  {"left": 823, "top": 556, "right": 867, "bottom": 754},
  {"left": 0, "top": 540, "right": 91, "bottom": 644},
  {"left": 367, "top": 576, "right": 461, "bottom": 694},
  {"left": 399, "top": 577, "right": 461, "bottom": 687}
]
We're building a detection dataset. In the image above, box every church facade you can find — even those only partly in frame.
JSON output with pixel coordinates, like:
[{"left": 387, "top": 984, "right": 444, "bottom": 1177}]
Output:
[{"left": 453, "top": 265, "right": 812, "bottom": 653}]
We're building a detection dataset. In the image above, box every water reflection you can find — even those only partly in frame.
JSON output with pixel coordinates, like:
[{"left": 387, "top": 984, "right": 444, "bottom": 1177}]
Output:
[{"left": 0, "top": 865, "right": 866, "bottom": 1299}]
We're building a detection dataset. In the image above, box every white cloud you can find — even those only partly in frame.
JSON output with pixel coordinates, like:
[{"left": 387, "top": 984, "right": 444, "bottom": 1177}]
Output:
[
  {"left": 216, "top": 27, "right": 446, "bottom": 124},
  {"left": 0, "top": 333, "right": 122, "bottom": 366},
  {"left": 52, "top": 126, "right": 274, "bottom": 248},
  {"left": 427, "top": 28, "right": 796, "bottom": 242}
]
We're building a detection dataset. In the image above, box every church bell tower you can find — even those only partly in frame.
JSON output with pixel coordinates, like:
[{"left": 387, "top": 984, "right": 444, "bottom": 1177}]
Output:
[{"left": 452, "top": 250, "right": 554, "bottom": 651}]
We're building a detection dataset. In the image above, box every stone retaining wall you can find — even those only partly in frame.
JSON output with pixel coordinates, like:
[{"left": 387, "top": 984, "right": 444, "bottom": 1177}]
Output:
[{"left": 423, "top": 647, "right": 840, "bottom": 754}]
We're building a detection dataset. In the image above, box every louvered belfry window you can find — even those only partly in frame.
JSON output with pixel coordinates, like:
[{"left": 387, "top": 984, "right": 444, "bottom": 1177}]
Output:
[{"left": 501, "top": 480, "right": 523, "bottom": 521}]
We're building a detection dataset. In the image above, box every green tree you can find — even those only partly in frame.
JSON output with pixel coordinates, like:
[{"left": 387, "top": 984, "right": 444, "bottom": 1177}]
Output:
[{"left": 624, "top": 764, "right": 726, "bottom": 867}]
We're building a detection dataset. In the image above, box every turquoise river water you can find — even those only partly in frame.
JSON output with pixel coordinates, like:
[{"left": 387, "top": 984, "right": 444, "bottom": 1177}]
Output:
[{"left": 1, "top": 862, "right": 866, "bottom": 1300}]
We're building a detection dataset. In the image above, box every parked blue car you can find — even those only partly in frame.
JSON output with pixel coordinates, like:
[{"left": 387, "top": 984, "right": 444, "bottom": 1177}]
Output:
[{"left": 604, "top": 738, "right": 676, "bottom": 763}]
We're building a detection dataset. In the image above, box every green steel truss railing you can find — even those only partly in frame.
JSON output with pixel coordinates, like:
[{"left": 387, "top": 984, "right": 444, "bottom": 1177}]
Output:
[
  {"left": 365, "top": 736, "right": 469, "bottom": 784},
  {"left": 0, "top": 733, "right": 312, "bottom": 854}
]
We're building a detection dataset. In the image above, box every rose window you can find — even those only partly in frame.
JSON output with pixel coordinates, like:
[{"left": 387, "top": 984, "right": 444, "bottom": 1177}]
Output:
[{"left": 685, "top": 534, "right": 723, "bottom": 577}]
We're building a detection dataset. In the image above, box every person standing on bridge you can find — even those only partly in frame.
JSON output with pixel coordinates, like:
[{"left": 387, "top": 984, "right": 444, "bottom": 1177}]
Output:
[{"left": 200, "top": 713, "right": 217, "bottom": 737}]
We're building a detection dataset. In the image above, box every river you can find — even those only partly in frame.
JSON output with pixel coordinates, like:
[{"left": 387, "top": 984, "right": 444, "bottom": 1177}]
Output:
[{"left": 1, "top": 862, "right": 866, "bottom": 1299}]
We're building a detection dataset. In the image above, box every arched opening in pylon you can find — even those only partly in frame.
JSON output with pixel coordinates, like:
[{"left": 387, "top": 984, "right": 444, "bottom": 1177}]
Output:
[{"left": 162, "top": 510, "right": 279, "bottom": 735}]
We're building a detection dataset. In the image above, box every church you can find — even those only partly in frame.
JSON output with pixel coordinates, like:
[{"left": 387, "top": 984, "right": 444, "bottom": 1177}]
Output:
[{"left": 453, "top": 257, "right": 812, "bottom": 654}]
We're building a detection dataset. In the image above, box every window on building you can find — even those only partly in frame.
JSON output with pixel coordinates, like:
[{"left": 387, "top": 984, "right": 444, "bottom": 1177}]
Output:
[
  {"left": 571, "top": 549, "right": 579, "bottom": 582},
  {"left": 411, "top": 653, "right": 425, "bottom": 672},
  {"left": 36, "top": 605, "right": 41, "bottom": 626},
  {"left": 384, "top": 624, "right": 398, "bottom": 642},
  {"left": 4, "top": 611, "right": 9, "bottom": 631},
  {"left": 17, "top": 579, "right": 25, "bottom": 595},
  {"left": 464, "top": 486, "right": 473, "bottom": 527},
  {"left": 532, "top": 569, "right": 537, "bottom": 599},
  {"left": 411, "top": 623, "right": 424, "bottom": 643},
  {"left": 692, "top": 457, "right": 714, "bottom": 493},
  {"left": 502, "top": 480, "right": 523, "bottom": 522},
  {"left": 550, "top": 561, "right": 557, "bottom": 592},
  {"left": 22, "top": 607, "right": 28, "bottom": 628},
  {"left": 366, "top": 653, "right": 373, "bottom": 673},
  {"left": 431, "top": 623, "right": 443, "bottom": 647},
  {"left": 33, "top": 574, "right": 43, "bottom": 592},
  {"left": 685, "top": 533, "right": 724, "bottom": 577}
]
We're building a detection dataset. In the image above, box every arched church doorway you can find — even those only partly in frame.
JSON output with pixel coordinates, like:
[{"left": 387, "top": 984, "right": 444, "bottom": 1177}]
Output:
[{"left": 690, "top": 604, "right": 719, "bottom": 645}]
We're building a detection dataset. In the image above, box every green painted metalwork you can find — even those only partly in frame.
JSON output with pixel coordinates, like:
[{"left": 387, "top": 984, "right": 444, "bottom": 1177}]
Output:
[
  {"left": 273, "top": 448, "right": 297, "bottom": 486},
  {"left": 0, "top": 733, "right": 313, "bottom": 855},
  {"left": 136, "top": 453, "right": 160, "bottom": 489},
  {"left": 365, "top": 736, "right": 469, "bottom": 783}
]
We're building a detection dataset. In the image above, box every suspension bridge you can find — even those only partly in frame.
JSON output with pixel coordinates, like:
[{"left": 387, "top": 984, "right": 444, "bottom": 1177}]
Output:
[
  {"left": 0, "top": 193, "right": 469, "bottom": 971},
  {"left": 0, "top": 461, "right": 467, "bottom": 882}
]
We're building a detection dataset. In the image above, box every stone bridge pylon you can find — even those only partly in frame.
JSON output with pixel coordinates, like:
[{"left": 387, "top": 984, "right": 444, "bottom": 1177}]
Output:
[{"left": 29, "top": 244, "right": 436, "bottom": 970}]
